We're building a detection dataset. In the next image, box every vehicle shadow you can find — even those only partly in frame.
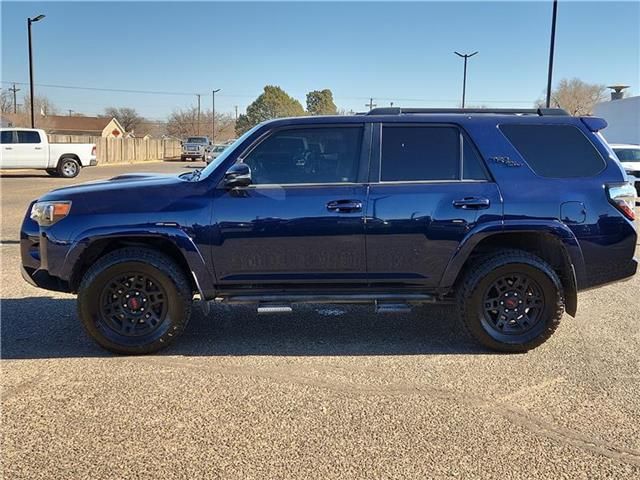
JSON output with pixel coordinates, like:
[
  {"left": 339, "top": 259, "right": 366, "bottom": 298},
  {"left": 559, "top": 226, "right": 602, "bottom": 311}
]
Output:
[
  {"left": 1, "top": 297, "right": 488, "bottom": 360},
  {"left": 0, "top": 173, "right": 51, "bottom": 179}
]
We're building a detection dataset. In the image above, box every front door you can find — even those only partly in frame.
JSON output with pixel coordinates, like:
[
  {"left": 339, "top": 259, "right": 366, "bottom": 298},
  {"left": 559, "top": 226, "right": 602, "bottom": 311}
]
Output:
[
  {"left": 210, "top": 124, "right": 370, "bottom": 285},
  {"left": 365, "top": 123, "right": 502, "bottom": 287}
]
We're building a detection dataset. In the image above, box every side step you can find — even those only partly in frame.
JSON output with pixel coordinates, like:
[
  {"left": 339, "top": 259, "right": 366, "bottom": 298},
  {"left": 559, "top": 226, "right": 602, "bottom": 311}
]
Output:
[
  {"left": 375, "top": 302, "right": 412, "bottom": 314},
  {"left": 257, "top": 304, "right": 293, "bottom": 314}
]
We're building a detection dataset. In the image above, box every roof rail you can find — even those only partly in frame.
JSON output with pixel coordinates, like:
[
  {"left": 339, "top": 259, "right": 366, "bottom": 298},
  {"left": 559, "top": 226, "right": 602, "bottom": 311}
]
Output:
[{"left": 366, "top": 107, "right": 569, "bottom": 116}]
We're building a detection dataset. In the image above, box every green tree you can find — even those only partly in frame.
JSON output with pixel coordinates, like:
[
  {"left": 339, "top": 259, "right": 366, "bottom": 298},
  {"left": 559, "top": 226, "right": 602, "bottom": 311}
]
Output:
[
  {"left": 306, "top": 89, "right": 337, "bottom": 115},
  {"left": 235, "top": 85, "right": 305, "bottom": 135}
]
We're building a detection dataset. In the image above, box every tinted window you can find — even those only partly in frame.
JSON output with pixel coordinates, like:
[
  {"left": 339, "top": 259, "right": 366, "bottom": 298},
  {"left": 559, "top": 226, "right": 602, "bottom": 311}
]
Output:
[
  {"left": 0, "top": 131, "right": 13, "bottom": 144},
  {"left": 244, "top": 127, "right": 362, "bottom": 185},
  {"left": 500, "top": 124, "right": 605, "bottom": 178},
  {"left": 381, "top": 126, "right": 459, "bottom": 181},
  {"left": 463, "top": 136, "right": 488, "bottom": 180},
  {"left": 614, "top": 148, "right": 640, "bottom": 162},
  {"left": 17, "top": 131, "right": 41, "bottom": 144}
]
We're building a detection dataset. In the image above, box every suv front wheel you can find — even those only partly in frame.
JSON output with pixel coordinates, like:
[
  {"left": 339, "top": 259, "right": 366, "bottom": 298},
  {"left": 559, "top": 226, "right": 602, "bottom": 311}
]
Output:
[
  {"left": 77, "top": 248, "right": 193, "bottom": 355},
  {"left": 457, "top": 250, "right": 564, "bottom": 352}
]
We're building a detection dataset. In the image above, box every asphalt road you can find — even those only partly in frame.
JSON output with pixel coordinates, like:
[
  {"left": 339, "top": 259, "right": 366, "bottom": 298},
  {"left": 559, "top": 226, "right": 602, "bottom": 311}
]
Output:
[{"left": 2, "top": 161, "right": 640, "bottom": 479}]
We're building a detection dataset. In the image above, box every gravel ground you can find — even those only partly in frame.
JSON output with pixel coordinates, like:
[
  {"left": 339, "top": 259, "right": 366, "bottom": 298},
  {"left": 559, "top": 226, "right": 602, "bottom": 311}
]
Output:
[{"left": 2, "top": 161, "right": 639, "bottom": 479}]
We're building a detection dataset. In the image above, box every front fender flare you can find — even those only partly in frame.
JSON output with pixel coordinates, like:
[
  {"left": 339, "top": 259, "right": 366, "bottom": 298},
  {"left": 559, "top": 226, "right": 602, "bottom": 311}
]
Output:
[{"left": 63, "top": 225, "right": 216, "bottom": 297}]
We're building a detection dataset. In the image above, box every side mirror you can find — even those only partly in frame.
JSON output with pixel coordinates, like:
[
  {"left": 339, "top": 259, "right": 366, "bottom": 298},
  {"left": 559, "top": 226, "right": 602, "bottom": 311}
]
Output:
[{"left": 224, "top": 163, "right": 251, "bottom": 188}]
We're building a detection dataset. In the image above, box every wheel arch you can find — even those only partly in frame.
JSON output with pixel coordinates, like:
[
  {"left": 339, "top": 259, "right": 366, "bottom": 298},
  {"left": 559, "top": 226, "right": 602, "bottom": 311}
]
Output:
[{"left": 442, "top": 223, "right": 585, "bottom": 317}]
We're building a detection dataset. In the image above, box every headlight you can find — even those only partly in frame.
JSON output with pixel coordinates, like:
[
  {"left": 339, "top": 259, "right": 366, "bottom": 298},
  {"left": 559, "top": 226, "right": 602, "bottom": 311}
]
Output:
[{"left": 30, "top": 201, "right": 72, "bottom": 226}]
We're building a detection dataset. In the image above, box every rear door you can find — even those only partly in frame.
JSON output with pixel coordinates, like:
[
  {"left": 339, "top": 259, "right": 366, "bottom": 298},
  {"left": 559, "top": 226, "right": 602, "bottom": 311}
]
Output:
[
  {"left": 13, "top": 130, "right": 48, "bottom": 168},
  {"left": 210, "top": 123, "right": 371, "bottom": 285},
  {"left": 365, "top": 123, "right": 502, "bottom": 287}
]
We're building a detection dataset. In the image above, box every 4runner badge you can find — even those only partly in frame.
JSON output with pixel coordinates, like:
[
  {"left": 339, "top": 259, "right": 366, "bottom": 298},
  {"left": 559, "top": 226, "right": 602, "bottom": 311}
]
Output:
[{"left": 490, "top": 156, "right": 521, "bottom": 167}]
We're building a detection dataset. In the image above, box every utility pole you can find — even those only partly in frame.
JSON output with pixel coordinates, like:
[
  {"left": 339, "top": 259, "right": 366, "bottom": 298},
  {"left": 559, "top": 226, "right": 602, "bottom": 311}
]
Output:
[
  {"left": 365, "top": 98, "right": 377, "bottom": 110},
  {"left": 196, "top": 94, "right": 201, "bottom": 135},
  {"left": 28, "top": 14, "right": 46, "bottom": 127},
  {"left": 454, "top": 51, "right": 478, "bottom": 108},
  {"left": 546, "top": 0, "right": 559, "bottom": 108},
  {"left": 234, "top": 105, "right": 238, "bottom": 121},
  {"left": 212, "top": 88, "right": 220, "bottom": 143},
  {"left": 9, "top": 83, "right": 21, "bottom": 113},
  {"left": 67, "top": 109, "right": 74, "bottom": 116}
]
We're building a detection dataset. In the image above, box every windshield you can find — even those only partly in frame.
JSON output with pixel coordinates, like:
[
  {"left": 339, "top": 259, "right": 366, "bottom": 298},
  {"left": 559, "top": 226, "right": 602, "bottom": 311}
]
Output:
[
  {"left": 614, "top": 148, "right": 640, "bottom": 162},
  {"left": 197, "top": 124, "right": 263, "bottom": 179},
  {"left": 186, "top": 137, "right": 208, "bottom": 143}
]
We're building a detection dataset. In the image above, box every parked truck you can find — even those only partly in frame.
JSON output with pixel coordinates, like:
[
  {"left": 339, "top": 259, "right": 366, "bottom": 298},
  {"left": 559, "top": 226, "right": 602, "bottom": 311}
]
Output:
[
  {"left": 180, "top": 136, "right": 212, "bottom": 162},
  {"left": 0, "top": 128, "right": 97, "bottom": 178}
]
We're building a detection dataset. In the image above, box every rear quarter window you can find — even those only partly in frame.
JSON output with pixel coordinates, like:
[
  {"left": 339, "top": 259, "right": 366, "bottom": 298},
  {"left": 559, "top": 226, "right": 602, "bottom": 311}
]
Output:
[{"left": 499, "top": 124, "right": 605, "bottom": 178}]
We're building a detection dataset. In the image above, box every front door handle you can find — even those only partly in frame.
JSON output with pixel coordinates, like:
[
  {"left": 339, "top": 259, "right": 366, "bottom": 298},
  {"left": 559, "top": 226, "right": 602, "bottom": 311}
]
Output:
[
  {"left": 453, "top": 197, "right": 490, "bottom": 209},
  {"left": 326, "top": 199, "right": 363, "bottom": 213},
  {"left": 4, "top": 147, "right": 12, "bottom": 150},
  {"left": 35, "top": 147, "right": 43, "bottom": 150}
]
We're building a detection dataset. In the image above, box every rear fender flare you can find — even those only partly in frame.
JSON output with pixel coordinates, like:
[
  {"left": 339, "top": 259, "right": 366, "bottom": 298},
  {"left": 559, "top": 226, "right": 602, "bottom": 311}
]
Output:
[{"left": 440, "top": 221, "right": 585, "bottom": 316}]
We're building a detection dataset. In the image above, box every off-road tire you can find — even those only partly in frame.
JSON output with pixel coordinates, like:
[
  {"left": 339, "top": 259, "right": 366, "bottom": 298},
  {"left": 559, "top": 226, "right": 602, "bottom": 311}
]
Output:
[
  {"left": 457, "top": 249, "right": 564, "bottom": 353},
  {"left": 78, "top": 247, "right": 193, "bottom": 355},
  {"left": 57, "top": 157, "right": 80, "bottom": 178}
]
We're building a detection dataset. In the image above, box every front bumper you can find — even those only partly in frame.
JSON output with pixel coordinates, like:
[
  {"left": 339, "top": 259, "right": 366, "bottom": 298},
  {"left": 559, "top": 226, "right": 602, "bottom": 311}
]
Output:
[{"left": 21, "top": 264, "right": 70, "bottom": 292}]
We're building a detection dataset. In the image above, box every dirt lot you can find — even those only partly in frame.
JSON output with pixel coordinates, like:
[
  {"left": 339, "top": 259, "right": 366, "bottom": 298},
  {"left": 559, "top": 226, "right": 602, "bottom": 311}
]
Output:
[{"left": 2, "top": 162, "right": 639, "bottom": 479}]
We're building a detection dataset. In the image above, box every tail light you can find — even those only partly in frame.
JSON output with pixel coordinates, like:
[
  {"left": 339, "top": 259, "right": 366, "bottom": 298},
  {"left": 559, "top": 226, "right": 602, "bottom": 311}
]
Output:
[
  {"left": 607, "top": 183, "right": 636, "bottom": 221},
  {"left": 91, "top": 145, "right": 96, "bottom": 156}
]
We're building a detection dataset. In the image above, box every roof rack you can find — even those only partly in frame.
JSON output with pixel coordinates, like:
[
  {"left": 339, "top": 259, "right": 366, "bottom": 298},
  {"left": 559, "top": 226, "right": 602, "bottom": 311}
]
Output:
[{"left": 366, "top": 107, "right": 569, "bottom": 116}]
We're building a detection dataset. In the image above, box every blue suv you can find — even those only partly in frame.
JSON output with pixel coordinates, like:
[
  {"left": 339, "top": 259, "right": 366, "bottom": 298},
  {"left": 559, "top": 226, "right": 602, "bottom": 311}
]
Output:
[{"left": 21, "top": 108, "right": 638, "bottom": 354}]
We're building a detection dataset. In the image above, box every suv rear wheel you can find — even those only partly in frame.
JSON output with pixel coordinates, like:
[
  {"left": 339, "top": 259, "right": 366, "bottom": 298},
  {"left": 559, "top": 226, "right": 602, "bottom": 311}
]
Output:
[
  {"left": 457, "top": 250, "right": 564, "bottom": 352},
  {"left": 77, "top": 248, "right": 193, "bottom": 354}
]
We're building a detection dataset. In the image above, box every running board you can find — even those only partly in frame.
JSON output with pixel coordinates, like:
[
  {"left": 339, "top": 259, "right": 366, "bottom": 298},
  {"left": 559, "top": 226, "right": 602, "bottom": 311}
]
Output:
[{"left": 215, "top": 293, "right": 436, "bottom": 305}]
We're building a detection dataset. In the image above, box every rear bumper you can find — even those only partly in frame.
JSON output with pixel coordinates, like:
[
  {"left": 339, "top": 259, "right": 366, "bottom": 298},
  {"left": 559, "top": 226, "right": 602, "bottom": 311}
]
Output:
[
  {"left": 580, "top": 256, "right": 638, "bottom": 291},
  {"left": 89, "top": 158, "right": 97, "bottom": 166}
]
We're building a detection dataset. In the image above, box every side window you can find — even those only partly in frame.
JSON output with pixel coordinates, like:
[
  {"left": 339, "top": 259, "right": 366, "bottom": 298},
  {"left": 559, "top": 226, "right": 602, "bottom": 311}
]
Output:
[
  {"left": 17, "top": 131, "right": 42, "bottom": 144},
  {"left": 0, "top": 131, "right": 14, "bottom": 144},
  {"left": 462, "top": 136, "right": 489, "bottom": 180},
  {"left": 499, "top": 124, "right": 605, "bottom": 178},
  {"left": 243, "top": 127, "right": 363, "bottom": 185},
  {"left": 381, "top": 126, "right": 459, "bottom": 181}
]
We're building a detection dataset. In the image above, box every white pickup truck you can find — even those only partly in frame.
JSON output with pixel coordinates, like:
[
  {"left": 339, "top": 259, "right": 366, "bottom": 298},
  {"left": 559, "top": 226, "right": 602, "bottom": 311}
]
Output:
[{"left": 0, "top": 128, "right": 97, "bottom": 178}]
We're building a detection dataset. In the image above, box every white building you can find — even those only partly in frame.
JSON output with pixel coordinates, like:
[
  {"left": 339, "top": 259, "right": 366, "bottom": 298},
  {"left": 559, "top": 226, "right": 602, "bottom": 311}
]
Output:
[{"left": 593, "top": 95, "right": 640, "bottom": 145}]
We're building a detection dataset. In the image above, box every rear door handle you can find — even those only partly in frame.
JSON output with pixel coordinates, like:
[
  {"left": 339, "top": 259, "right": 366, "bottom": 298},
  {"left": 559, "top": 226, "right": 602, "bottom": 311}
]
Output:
[
  {"left": 35, "top": 147, "right": 43, "bottom": 150},
  {"left": 326, "top": 199, "right": 363, "bottom": 213},
  {"left": 453, "top": 197, "right": 490, "bottom": 209},
  {"left": 4, "top": 147, "right": 12, "bottom": 150}
]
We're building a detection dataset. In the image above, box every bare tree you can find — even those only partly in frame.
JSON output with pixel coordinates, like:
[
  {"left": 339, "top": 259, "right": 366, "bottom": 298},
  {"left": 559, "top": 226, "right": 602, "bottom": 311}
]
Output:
[
  {"left": 1, "top": 90, "right": 13, "bottom": 114},
  {"left": 103, "top": 107, "right": 143, "bottom": 132},
  {"left": 537, "top": 78, "right": 607, "bottom": 116},
  {"left": 167, "top": 107, "right": 235, "bottom": 140},
  {"left": 23, "top": 94, "right": 58, "bottom": 116}
]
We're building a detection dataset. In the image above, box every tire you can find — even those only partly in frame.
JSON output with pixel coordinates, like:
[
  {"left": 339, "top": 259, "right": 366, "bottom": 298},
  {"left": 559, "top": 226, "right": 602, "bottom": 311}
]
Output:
[
  {"left": 77, "top": 247, "right": 193, "bottom": 355},
  {"left": 57, "top": 157, "right": 80, "bottom": 178},
  {"left": 457, "top": 249, "right": 564, "bottom": 353},
  {"left": 45, "top": 168, "right": 58, "bottom": 176}
]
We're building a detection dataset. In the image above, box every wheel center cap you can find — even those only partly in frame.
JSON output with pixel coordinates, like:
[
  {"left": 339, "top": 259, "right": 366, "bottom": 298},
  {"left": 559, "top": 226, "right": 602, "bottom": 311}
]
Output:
[
  {"left": 505, "top": 298, "right": 518, "bottom": 309},
  {"left": 128, "top": 297, "right": 140, "bottom": 310}
]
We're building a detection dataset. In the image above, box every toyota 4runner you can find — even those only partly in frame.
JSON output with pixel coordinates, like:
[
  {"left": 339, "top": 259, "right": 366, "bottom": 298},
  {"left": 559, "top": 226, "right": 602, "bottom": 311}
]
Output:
[{"left": 21, "top": 108, "right": 638, "bottom": 354}]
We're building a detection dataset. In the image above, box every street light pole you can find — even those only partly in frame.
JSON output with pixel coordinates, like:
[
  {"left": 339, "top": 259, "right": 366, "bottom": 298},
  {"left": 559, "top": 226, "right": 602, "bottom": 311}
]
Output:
[
  {"left": 212, "top": 88, "right": 220, "bottom": 143},
  {"left": 454, "top": 51, "right": 478, "bottom": 108},
  {"left": 546, "top": 0, "right": 559, "bottom": 108},
  {"left": 27, "top": 14, "right": 45, "bottom": 128},
  {"left": 196, "top": 94, "right": 201, "bottom": 135}
]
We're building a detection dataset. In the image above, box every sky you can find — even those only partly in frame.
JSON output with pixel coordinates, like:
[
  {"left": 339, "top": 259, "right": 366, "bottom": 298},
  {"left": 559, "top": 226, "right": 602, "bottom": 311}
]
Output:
[{"left": 1, "top": 1, "right": 639, "bottom": 121}]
